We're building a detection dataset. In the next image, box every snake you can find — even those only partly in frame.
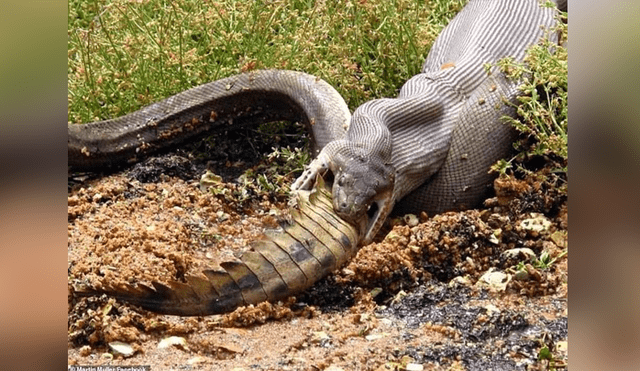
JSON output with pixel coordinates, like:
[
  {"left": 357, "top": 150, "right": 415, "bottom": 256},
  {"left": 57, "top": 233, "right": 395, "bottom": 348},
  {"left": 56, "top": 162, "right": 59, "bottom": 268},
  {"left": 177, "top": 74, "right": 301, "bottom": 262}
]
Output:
[{"left": 70, "top": 0, "right": 566, "bottom": 315}]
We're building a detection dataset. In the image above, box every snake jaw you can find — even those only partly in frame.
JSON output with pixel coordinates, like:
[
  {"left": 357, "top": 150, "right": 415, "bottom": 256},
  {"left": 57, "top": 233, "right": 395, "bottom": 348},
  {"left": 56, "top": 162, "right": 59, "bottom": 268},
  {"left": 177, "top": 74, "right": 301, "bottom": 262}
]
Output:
[
  {"left": 331, "top": 163, "right": 395, "bottom": 245},
  {"left": 333, "top": 184, "right": 394, "bottom": 245},
  {"left": 296, "top": 140, "right": 395, "bottom": 244},
  {"left": 361, "top": 187, "right": 395, "bottom": 245}
]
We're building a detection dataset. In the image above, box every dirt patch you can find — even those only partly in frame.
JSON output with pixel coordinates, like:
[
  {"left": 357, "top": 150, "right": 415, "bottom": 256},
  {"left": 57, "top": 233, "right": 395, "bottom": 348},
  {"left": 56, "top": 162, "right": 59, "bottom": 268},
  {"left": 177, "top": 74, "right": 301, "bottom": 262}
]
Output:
[{"left": 68, "top": 142, "right": 567, "bottom": 370}]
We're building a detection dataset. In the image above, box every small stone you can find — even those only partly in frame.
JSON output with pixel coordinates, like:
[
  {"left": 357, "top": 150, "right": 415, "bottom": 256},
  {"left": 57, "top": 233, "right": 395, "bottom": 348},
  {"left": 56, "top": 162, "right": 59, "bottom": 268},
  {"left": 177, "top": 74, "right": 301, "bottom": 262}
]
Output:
[
  {"left": 216, "top": 210, "right": 230, "bottom": 221},
  {"left": 385, "top": 231, "right": 402, "bottom": 242},
  {"left": 108, "top": 341, "right": 135, "bottom": 357},
  {"left": 200, "top": 170, "right": 223, "bottom": 192},
  {"left": 403, "top": 214, "right": 419, "bottom": 227},
  {"left": 520, "top": 213, "right": 551, "bottom": 233},
  {"left": 342, "top": 268, "right": 355, "bottom": 276},
  {"left": 92, "top": 193, "right": 102, "bottom": 202},
  {"left": 488, "top": 233, "right": 500, "bottom": 245},
  {"left": 79, "top": 345, "right": 91, "bottom": 357},
  {"left": 477, "top": 268, "right": 511, "bottom": 292},
  {"left": 514, "top": 269, "right": 529, "bottom": 281},
  {"left": 365, "top": 333, "right": 385, "bottom": 341},
  {"left": 550, "top": 230, "right": 567, "bottom": 248},
  {"left": 502, "top": 248, "right": 536, "bottom": 260},
  {"left": 216, "top": 343, "right": 243, "bottom": 354},
  {"left": 370, "top": 287, "right": 383, "bottom": 298},
  {"left": 158, "top": 336, "right": 189, "bottom": 351},
  {"left": 465, "top": 257, "right": 475, "bottom": 269},
  {"left": 525, "top": 263, "right": 543, "bottom": 281},
  {"left": 187, "top": 356, "right": 208, "bottom": 365},
  {"left": 310, "top": 331, "right": 331, "bottom": 347},
  {"left": 449, "top": 276, "right": 472, "bottom": 287},
  {"left": 406, "top": 363, "right": 424, "bottom": 371}
]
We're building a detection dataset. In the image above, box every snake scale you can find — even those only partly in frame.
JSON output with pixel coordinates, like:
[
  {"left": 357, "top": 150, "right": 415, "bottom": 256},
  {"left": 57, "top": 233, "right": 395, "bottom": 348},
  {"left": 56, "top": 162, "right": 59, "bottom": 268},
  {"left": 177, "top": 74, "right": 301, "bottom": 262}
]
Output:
[{"left": 70, "top": 0, "right": 566, "bottom": 315}]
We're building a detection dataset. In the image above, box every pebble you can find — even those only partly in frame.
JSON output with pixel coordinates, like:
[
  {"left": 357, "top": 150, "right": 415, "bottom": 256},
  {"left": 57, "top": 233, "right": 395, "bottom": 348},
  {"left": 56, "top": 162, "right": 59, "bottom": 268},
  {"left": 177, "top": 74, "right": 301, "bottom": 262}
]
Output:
[
  {"left": 502, "top": 248, "right": 536, "bottom": 260},
  {"left": 187, "top": 356, "right": 208, "bottom": 365},
  {"left": 403, "top": 214, "right": 419, "bottom": 227},
  {"left": 311, "top": 331, "right": 331, "bottom": 345},
  {"left": 520, "top": 213, "right": 551, "bottom": 233},
  {"left": 478, "top": 268, "right": 511, "bottom": 292},
  {"left": 108, "top": 341, "right": 135, "bottom": 357},
  {"left": 365, "top": 334, "right": 385, "bottom": 341},
  {"left": 79, "top": 345, "right": 91, "bottom": 357},
  {"left": 158, "top": 336, "right": 189, "bottom": 351}
]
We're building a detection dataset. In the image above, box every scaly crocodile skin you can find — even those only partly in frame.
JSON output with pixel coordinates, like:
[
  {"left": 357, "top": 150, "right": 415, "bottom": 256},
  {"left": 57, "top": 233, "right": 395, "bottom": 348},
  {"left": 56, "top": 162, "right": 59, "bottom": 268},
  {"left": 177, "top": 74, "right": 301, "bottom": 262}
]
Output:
[{"left": 74, "top": 176, "right": 359, "bottom": 316}]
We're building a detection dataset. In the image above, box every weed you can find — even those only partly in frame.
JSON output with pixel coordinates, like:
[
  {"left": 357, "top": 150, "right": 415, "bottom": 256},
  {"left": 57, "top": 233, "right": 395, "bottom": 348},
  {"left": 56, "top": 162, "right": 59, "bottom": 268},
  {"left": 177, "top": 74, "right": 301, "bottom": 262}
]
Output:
[{"left": 490, "top": 10, "right": 568, "bottom": 185}]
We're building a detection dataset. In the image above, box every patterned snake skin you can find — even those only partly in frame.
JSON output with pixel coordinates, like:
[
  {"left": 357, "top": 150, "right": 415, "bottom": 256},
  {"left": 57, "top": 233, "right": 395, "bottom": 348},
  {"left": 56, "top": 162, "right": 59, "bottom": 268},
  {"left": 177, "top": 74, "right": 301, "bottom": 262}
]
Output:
[{"left": 69, "top": 0, "right": 565, "bottom": 245}]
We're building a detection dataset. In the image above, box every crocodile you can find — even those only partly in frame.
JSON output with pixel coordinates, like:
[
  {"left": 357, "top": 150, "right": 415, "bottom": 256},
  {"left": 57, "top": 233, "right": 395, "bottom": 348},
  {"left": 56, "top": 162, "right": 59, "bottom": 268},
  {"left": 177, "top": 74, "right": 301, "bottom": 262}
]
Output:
[
  {"left": 74, "top": 176, "right": 359, "bottom": 316},
  {"left": 70, "top": 0, "right": 566, "bottom": 315}
]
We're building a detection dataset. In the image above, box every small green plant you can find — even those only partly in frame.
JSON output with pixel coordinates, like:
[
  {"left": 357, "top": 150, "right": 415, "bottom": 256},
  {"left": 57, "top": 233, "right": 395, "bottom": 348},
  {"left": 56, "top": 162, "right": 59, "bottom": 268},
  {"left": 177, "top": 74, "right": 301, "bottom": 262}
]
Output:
[
  {"left": 489, "top": 158, "right": 513, "bottom": 177},
  {"left": 535, "top": 249, "right": 568, "bottom": 270},
  {"left": 498, "top": 13, "right": 568, "bottom": 159},
  {"left": 204, "top": 145, "right": 312, "bottom": 207},
  {"left": 267, "top": 146, "right": 311, "bottom": 178},
  {"left": 535, "top": 339, "right": 568, "bottom": 370},
  {"left": 515, "top": 249, "right": 567, "bottom": 273},
  {"left": 490, "top": 10, "right": 568, "bottom": 185}
]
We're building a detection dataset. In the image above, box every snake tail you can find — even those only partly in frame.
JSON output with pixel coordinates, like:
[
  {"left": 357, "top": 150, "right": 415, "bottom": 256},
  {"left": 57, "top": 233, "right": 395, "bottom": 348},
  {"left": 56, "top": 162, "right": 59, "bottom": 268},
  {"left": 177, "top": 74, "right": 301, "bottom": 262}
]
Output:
[{"left": 68, "top": 70, "right": 350, "bottom": 171}]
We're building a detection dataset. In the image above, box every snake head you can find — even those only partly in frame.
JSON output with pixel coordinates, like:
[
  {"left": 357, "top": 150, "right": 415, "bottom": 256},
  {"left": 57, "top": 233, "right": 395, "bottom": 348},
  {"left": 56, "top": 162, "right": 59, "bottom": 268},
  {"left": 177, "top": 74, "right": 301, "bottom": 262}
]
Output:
[
  {"left": 331, "top": 154, "right": 395, "bottom": 245},
  {"left": 292, "top": 141, "right": 395, "bottom": 245}
]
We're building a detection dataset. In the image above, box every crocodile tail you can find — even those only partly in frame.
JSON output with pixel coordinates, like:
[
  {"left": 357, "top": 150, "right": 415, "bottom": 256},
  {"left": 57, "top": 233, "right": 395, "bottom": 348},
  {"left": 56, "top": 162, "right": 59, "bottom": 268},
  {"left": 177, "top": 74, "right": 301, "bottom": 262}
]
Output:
[{"left": 73, "top": 176, "right": 360, "bottom": 316}]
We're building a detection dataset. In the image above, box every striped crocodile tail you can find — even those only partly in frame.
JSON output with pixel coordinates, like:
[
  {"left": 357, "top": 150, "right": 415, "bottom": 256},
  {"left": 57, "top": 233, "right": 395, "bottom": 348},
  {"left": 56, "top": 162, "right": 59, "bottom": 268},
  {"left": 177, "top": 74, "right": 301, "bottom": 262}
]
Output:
[{"left": 73, "top": 176, "right": 361, "bottom": 316}]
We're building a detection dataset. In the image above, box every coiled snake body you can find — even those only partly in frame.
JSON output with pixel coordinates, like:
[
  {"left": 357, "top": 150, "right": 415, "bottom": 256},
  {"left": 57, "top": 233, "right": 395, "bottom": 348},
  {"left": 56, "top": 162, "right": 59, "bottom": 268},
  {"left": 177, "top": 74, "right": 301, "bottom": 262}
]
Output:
[
  {"left": 70, "top": 0, "right": 565, "bottom": 314},
  {"left": 70, "top": 0, "right": 562, "bottom": 242}
]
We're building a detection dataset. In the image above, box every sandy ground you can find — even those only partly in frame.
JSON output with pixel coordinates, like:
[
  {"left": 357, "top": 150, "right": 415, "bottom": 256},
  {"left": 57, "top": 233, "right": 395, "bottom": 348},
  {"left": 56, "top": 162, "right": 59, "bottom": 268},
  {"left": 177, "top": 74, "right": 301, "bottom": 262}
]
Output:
[{"left": 68, "top": 144, "right": 567, "bottom": 370}]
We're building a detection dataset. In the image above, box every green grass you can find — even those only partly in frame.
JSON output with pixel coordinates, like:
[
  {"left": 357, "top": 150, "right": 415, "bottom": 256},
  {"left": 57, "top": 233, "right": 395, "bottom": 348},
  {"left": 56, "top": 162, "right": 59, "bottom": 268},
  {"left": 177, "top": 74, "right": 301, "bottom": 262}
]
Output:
[
  {"left": 68, "top": 0, "right": 466, "bottom": 124},
  {"left": 68, "top": 0, "right": 567, "bottom": 196}
]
